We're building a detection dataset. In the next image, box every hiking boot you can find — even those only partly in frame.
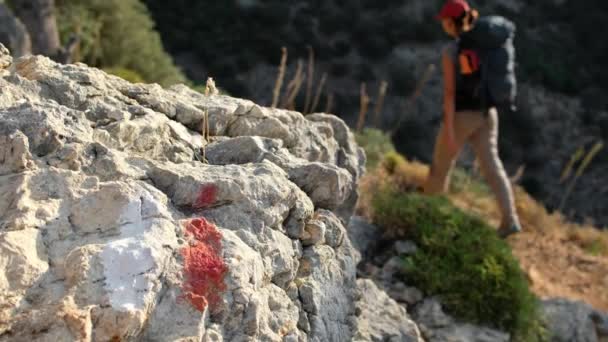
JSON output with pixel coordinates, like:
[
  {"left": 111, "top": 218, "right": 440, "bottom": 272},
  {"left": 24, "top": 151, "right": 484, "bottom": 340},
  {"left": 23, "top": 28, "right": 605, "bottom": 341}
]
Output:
[{"left": 497, "top": 223, "right": 522, "bottom": 239}]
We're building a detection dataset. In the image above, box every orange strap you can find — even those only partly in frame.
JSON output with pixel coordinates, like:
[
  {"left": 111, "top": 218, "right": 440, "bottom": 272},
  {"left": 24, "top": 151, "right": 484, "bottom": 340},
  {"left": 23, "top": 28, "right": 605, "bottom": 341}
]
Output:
[{"left": 459, "top": 49, "right": 480, "bottom": 75}]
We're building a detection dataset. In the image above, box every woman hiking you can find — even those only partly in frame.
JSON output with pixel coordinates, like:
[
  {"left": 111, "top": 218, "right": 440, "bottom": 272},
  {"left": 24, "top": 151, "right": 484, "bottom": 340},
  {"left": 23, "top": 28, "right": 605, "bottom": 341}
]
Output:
[{"left": 424, "top": 0, "right": 522, "bottom": 238}]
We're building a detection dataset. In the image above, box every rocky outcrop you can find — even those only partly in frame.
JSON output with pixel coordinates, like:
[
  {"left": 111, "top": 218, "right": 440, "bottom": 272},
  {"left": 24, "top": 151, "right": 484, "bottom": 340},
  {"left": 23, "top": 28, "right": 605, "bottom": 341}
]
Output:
[
  {"left": 0, "top": 51, "right": 427, "bottom": 341},
  {"left": 411, "top": 299, "right": 509, "bottom": 342},
  {"left": 353, "top": 279, "right": 422, "bottom": 342},
  {"left": 0, "top": 43, "right": 11, "bottom": 71},
  {"left": 542, "top": 299, "right": 608, "bottom": 342}
]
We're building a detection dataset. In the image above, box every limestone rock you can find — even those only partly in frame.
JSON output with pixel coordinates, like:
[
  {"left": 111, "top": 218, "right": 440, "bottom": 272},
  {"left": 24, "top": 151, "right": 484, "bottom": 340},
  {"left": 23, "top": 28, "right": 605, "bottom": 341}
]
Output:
[
  {"left": 394, "top": 241, "right": 418, "bottom": 256},
  {"left": 0, "top": 54, "right": 368, "bottom": 341},
  {"left": 0, "top": 129, "right": 34, "bottom": 175},
  {"left": 413, "top": 298, "right": 510, "bottom": 342},
  {"left": 388, "top": 283, "right": 424, "bottom": 307},
  {"left": 353, "top": 279, "right": 423, "bottom": 342},
  {"left": 0, "top": 43, "right": 11, "bottom": 70},
  {"left": 347, "top": 216, "right": 382, "bottom": 262},
  {"left": 542, "top": 299, "right": 608, "bottom": 342},
  {"left": 298, "top": 239, "right": 358, "bottom": 341}
]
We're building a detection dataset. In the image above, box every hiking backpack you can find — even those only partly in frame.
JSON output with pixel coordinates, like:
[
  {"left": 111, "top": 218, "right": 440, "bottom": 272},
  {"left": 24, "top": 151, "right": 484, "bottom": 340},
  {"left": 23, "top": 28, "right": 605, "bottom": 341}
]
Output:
[{"left": 459, "top": 16, "right": 517, "bottom": 110}]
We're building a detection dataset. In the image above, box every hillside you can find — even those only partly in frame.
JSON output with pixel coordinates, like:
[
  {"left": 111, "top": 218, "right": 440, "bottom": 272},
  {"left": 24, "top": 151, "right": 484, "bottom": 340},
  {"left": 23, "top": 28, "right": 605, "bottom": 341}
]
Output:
[
  {"left": 355, "top": 134, "right": 608, "bottom": 312},
  {"left": 2, "top": 44, "right": 608, "bottom": 341},
  {"left": 144, "top": 0, "right": 608, "bottom": 228}
]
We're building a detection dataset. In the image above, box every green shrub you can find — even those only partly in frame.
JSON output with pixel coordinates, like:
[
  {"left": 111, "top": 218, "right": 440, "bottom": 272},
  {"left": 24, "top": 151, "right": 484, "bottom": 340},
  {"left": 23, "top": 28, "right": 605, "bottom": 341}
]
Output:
[
  {"left": 56, "top": 0, "right": 186, "bottom": 86},
  {"left": 372, "top": 190, "right": 546, "bottom": 341},
  {"left": 355, "top": 128, "right": 395, "bottom": 170},
  {"left": 103, "top": 67, "right": 144, "bottom": 83}
]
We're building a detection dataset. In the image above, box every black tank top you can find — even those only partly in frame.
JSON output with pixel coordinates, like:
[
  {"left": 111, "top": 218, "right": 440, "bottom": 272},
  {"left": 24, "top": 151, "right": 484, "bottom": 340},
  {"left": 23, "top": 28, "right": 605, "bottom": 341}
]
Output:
[{"left": 449, "top": 39, "right": 483, "bottom": 112}]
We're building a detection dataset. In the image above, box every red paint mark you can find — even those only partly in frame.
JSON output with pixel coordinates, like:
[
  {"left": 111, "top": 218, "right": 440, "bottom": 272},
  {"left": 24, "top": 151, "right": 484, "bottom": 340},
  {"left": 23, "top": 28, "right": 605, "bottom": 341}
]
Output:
[
  {"left": 180, "top": 218, "right": 228, "bottom": 312},
  {"left": 193, "top": 184, "right": 218, "bottom": 209}
]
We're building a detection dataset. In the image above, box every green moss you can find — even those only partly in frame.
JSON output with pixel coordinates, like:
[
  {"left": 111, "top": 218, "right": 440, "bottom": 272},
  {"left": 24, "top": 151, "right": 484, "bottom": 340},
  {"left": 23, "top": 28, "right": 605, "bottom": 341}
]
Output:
[
  {"left": 372, "top": 190, "right": 546, "bottom": 341},
  {"left": 355, "top": 128, "right": 396, "bottom": 170}
]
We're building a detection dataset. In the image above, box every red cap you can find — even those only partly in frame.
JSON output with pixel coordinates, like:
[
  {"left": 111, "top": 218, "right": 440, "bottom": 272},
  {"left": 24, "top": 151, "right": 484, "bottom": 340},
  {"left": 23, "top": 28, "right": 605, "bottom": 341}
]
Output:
[{"left": 436, "top": 0, "right": 470, "bottom": 20}]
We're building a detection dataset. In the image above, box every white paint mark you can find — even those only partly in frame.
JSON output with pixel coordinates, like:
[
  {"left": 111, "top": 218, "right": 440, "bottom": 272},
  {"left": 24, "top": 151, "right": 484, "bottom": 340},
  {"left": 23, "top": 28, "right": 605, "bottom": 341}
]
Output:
[{"left": 100, "top": 188, "right": 169, "bottom": 312}]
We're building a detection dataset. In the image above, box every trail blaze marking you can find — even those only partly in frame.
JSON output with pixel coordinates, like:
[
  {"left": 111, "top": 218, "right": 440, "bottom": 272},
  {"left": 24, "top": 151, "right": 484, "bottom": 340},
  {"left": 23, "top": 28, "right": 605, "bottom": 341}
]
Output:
[
  {"left": 194, "top": 184, "right": 218, "bottom": 209},
  {"left": 180, "top": 218, "right": 227, "bottom": 312}
]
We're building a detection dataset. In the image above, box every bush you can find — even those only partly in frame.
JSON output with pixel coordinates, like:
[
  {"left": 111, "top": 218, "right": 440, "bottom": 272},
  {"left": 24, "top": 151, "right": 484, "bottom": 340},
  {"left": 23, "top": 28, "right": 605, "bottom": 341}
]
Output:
[
  {"left": 381, "top": 151, "right": 406, "bottom": 175},
  {"left": 355, "top": 128, "right": 395, "bottom": 170},
  {"left": 103, "top": 67, "right": 144, "bottom": 83},
  {"left": 56, "top": 0, "right": 186, "bottom": 86},
  {"left": 371, "top": 189, "right": 546, "bottom": 341}
]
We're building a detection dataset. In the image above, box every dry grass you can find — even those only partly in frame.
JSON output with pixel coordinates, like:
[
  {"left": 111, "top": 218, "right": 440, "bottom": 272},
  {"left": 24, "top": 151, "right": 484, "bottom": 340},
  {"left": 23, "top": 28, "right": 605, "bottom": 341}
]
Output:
[
  {"left": 559, "top": 141, "right": 604, "bottom": 211},
  {"left": 303, "top": 46, "right": 315, "bottom": 114},
  {"left": 272, "top": 47, "right": 288, "bottom": 108},
  {"left": 282, "top": 59, "right": 305, "bottom": 110},
  {"left": 373, "top": 81, "right": 388, "bottom": 127},
  {"left": 357, "top": 82, "right": 370, "bottom": 132},
  {"left": 199, "top": 77, "right": 217, "bottom": 163},
  {"left": 310, "top": 72, "right": 327, "bottom": 114},
  {"left": 356, "top": 152, "right": 427, "bottom": 218},
  {"left": 325, "top": 92, "right": 334, "bottom": 114}
]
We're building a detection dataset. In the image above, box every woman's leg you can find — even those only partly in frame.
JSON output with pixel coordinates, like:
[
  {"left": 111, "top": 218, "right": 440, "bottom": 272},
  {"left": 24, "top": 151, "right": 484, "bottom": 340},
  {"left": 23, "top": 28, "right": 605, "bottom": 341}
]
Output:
[
  {"left": 424, "top": 123, "right": 460, "bottom": 194},
  {"left": 424, "top": 111, "right": 484, "bottom": 194},
  {"left": 469, "top": 108, "right": 521, "bottom": 230}
]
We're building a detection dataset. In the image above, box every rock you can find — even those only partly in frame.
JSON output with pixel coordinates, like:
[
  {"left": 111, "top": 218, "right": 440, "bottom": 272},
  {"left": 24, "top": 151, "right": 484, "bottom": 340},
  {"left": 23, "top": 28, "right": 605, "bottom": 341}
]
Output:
[
  {"left": 205, "top": 135, "right": 282, "bottom": 165},
  {"left": 388, "top": 282, "right": 424, "bottom": 306},
  {"left": 382, "top": 256, "right": 404, "bottom": 281},
  {"left": 205, "top": 135, "right": 357, "bottom": 217},
  {"left": 412, "top": 299, "right": 510, "bottom": 342},
  {"left": 394, "top": 241, "right": 418, "bottom": 256},
  {"left": 302, "top": 219, "right": 326, "bottom": 246},
  {"left": 0, "top": 228, "right": 49, "bottom": 296},
  {"left": 107, "top": 109, "right": 131, "bottom": 122},
  {"left": 297, "top": 240, "right": 358, "bottom": 341},
  {"left": 314, "top": 209, "right": 345, "bottom": 248},
  {"left": 347, "top": 216, "right": 382, "bottom": 261},
  {"left": 0, "top": 54, "right": 368, "bottom": 341},
  {"left": 352, "top": 279, "right": 423, "bottom": 342},
  {"left": 0, "top": 43, "right": 11, "bottom": 70},
  {"left": 542, "top": 298, "right": 608, "bottom": 342},
  {"left": 285, "top": 162, "right": 354, "bottom": 212},
  {"left": 0, "top": 129, "right": 35, "bottom": 176}
]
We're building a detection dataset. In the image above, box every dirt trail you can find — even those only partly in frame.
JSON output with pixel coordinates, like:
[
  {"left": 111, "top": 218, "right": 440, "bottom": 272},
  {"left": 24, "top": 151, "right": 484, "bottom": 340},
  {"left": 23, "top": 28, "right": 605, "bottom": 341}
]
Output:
[{"left": 509, "top": 230, "right": 608, "bottom": 311}]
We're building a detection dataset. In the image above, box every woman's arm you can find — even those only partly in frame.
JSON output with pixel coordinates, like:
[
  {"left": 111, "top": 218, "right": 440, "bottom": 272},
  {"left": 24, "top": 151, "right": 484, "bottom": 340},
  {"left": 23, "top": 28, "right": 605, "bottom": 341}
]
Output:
[{"left": 441, "top": 47, "right": 457, "bottom": 154}]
